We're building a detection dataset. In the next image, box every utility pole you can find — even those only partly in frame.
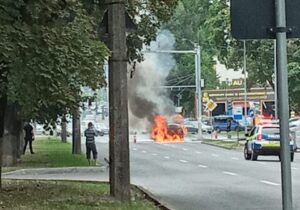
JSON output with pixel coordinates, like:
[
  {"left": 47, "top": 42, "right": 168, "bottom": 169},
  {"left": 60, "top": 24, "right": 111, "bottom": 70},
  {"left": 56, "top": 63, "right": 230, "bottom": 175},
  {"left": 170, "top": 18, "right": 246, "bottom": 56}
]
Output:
[
  {"left": 275, "top": 0, "right": 293, "bottom": 209},
  {"left": 196, "top": 45, "right": 202, "bottom": 140},
  {"left": 107, "top": 0, "right": 130, "bottom": 201},
  {"left": 274, "top": 40, "right": 278, "bottom": 119},
  {"left": 243, "top": 41, "right": 247, "bottom": 133}
]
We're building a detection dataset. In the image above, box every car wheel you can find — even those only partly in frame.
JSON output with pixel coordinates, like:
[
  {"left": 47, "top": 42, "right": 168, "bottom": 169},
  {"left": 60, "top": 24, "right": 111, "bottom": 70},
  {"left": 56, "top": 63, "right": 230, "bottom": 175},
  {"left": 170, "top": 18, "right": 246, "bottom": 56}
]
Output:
[
  {"left": 291, "top": 153, "right": 294, "bottom": 162},
  {"left": 251, "top": 151, "right": 258, "bottom": 161},
  {"left": 244, "top": 145, "right": 251, "bottom": 160}
]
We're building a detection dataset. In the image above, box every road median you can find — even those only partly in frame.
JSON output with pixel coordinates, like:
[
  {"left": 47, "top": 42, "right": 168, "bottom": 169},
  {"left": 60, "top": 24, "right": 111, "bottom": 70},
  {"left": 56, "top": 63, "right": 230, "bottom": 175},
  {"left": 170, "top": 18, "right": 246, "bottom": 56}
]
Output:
[{"left": 202, "top": 139, "right": 244, "bottom": 150}]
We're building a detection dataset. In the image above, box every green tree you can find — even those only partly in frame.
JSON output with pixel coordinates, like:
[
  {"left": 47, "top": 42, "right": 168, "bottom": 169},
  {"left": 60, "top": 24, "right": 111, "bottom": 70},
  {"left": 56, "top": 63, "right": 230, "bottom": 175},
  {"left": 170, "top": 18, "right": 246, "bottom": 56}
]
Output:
[
  {"left": 162, "top": 0, "right": 219, "bottom": 115},
  {"left": 0, "top": 0, "right": 109, "bottom": 169},
  {"left": 0, "top": 0, "right": 109, "bottom": 122},
  {"left": 205, "top": 0, "right": 275, "bottom": 88},
  {"left": 206, "top": 0, "right": 300, "bottom": 110}
]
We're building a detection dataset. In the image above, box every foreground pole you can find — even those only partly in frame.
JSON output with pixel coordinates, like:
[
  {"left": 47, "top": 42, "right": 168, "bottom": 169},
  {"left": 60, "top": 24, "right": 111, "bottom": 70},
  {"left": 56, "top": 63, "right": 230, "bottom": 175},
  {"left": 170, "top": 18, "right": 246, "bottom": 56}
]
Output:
[
  {"left": 107, "top": 0, "right": 130, "bottom": 201},
  {"left": 275, "top": 0, "right": 293, "bottom": 209}
]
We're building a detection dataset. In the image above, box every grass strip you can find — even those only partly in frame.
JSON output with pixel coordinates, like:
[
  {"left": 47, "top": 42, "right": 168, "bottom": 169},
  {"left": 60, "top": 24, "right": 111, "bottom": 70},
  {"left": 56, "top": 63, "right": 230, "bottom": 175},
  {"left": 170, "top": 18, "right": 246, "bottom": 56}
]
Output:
[
  {"left": 202, "top": 139, "right": 243, "bottom": 150},
  {"left": 4, "top": 137, "right": 90, "bottom": 172},
  {"left": 0, "top": 180, "right": 158, "bottom": 210}
]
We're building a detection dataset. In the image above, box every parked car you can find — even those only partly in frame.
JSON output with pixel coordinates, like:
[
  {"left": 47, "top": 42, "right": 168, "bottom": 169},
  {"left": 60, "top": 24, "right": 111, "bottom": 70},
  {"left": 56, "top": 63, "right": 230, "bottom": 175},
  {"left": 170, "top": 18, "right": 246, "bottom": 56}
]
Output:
[
  {"left": 184, "top": 121, "right": 213, "bottom": 134},
  {"left": 184, "top": 122, "right": 198, "bottom": 134},
  {"left": 244, "top": 124, "right": 296, "bottom": 161},
  {"left": 35, "top": 124, "right": 45, "bottom": 135},
  {"left": 95, "top": 123, "right": 109, "bottom": 136},
  {"left": 289, "top": 117, "right": 300, "bottom": 128},
  {"left": 212, "top": 115, "right": 243, "bottom": 132}
]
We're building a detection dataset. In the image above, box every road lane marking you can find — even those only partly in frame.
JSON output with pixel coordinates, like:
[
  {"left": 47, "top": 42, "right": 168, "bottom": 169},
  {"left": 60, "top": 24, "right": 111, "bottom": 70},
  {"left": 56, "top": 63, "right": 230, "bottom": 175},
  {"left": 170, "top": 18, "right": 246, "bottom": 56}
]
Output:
[
  {"left": 198, "top": 164, "right": 208, "bottom": 168},
  {"left": 179, "top": 160, "right": 188, "bottom": 163},
  {"left": 133, "top": 148, "right": 137, "bottom": 151},
  {"left": 257, "top": 162, "right": 266, "bottom": 165},
  {"left": 141, "top": 150, "right": 147, "bottom": 153},
  {"left": 231, "top": 157, "right": 239, "bottom": 160},
  {"left": 222, "top": 171, "right": 237, "bottom": 176},
  {"left": 164, "top": 156, "right": 170, "bottom": 159},
  {"left": 212, "top": 154, "right": 219, "bottom": 157},
  {"left": 152, "top": 153, "right": 157, "bottom": 156},
  {"left": 260, "top": 180, "right": 280, "bottom": 186},
  {"left": 183, "top": 148, "right": 188, "bottom": 151},
  {"left": 196, "top": 151, "right": 202, "bottom": 154}
]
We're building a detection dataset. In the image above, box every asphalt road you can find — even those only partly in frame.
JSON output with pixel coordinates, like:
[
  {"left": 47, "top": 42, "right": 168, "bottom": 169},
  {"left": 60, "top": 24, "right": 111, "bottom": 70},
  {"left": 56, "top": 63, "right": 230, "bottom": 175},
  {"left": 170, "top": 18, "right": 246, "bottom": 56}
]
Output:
[{"left": 95, "top": 136, "right": 300, "bottom": 210}]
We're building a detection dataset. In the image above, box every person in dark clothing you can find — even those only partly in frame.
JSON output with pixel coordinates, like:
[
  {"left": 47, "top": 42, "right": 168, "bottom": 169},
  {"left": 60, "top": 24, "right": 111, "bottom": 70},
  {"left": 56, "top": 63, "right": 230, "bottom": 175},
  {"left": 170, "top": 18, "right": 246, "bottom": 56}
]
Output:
[
  {"left": 23, "top": 122, "right": 34, "bottom": 154},
  {"left": 84, "top": 122, "right": 98, "bottom": 165},
  {"left": 226, "top": 119, "right": 232, "bottom": 133}
]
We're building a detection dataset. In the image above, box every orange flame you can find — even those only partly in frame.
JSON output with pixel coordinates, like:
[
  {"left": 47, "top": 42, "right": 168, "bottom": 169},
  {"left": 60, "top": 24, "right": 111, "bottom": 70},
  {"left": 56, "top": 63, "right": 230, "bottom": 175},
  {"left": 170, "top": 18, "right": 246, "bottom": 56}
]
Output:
[{"left": 151, "top": 115, "right": 187, "bottom": 143}]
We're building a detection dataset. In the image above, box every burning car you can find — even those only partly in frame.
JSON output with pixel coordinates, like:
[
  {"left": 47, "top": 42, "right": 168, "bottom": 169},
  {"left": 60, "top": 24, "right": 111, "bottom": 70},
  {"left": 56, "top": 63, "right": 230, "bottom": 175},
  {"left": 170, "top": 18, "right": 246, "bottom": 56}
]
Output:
[{"left": 151, "top": 115, "right": 187, "bottom": 142}]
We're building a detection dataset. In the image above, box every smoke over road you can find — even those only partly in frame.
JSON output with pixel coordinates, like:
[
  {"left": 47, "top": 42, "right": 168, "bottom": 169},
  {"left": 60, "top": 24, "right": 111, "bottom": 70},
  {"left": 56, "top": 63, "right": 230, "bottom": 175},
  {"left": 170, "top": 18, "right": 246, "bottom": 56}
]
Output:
[{"left": 128, "top": 30, "right": 176, "bottom": 131}]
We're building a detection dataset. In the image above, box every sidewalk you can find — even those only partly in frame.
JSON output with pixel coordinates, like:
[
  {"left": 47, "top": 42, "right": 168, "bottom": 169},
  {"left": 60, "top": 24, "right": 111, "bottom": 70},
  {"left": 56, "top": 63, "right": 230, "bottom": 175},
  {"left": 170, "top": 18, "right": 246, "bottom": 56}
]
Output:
[
  {"left": 2, "top": 166, "right": 170, "bottom": 209},
  {"left": 3, "top": 167, "right": 109, "bottom": 182}
]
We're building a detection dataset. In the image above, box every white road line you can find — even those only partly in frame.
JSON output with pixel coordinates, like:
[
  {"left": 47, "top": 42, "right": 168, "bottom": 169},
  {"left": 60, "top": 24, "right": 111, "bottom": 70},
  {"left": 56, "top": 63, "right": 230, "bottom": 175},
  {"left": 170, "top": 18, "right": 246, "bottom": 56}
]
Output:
[
  {"left": 183, "top": 148, "right": 188, "bottom": 151},
  {"left": 212, "top": 154, "right": 219, "bottom": 157},
  {"left": 222, "top": 171, "right": 237, "bottom": 176},
  {"left": 231, "top": 157, "right": 239, "bottom": 160},
  {"left": 164, "top": 156, "right": 170, "bottom": 159},
  {"left": 152, "top": 153, "right": 157, "bottom": 156},
  {"left": 196, "top": 151, "right": 202, "bottom": 154},
  {"left": 141, "top": 150, "right": 147, "bottom": 153},
  {"left": 132, "top": 148, "right": 137, "bottom": 151},
  {"left": 257, "top": 162, "right": 266, "bottom": 165},
  {"left": 198, "top": 164, "right": 208, "bottom": 168},
  {"left": 260, "top": 180, "right": 280, "bottom": 186},
  {"left": 179, "top": 160, "right": 188, "bottom": 163},
  {"left": 292, "top": 167, "right": 298, "bottom": 170}
]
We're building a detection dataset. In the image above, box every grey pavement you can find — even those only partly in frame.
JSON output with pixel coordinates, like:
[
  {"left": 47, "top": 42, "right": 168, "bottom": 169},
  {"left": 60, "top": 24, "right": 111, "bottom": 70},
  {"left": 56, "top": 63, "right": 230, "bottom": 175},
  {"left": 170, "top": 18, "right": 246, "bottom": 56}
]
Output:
[{"left": 3, "top": 167, "right": 109, "bottom": 182}]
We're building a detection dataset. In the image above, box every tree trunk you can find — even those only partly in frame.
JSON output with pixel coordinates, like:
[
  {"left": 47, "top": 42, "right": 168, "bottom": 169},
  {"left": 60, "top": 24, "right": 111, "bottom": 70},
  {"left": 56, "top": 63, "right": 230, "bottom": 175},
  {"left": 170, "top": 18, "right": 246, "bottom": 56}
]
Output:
[
  {"left": 17, "top": 122, "right": 24, "bottom": 159},
  {"left": 0, "top": 96, "right": 7, "bottom": 189},
  {"left": 72, "top": 109, "right": 81, "bottom": 154},
  {"left": 61, "top": 116, "right": 67, "bottom": 143},
  {"left": 2, "top": 102, "right": 22, "bottom": 166}
]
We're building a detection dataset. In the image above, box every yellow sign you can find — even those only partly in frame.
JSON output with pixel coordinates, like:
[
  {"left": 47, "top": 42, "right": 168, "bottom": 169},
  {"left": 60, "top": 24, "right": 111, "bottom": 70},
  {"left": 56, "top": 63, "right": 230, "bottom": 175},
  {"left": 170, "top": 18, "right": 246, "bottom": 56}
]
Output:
[
  {"left": 232, "top": 79, "right": 244, "bottom": 87},
  {"left": 203, "top": 92, "right": 209, "bottom": 103},
  {"left": 206, "top": 99, "right": 217, "bottom": 111}
]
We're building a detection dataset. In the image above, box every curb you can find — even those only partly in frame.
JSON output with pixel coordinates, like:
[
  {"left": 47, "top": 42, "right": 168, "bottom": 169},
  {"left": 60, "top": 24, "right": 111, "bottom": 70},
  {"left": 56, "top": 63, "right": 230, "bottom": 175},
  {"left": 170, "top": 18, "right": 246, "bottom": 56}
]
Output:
[
  {"left": 134, "top": 185, "right": 170, "bottom": 210},
  {"left": 201, "top": 141, "right": 243, "bottom": 151}
]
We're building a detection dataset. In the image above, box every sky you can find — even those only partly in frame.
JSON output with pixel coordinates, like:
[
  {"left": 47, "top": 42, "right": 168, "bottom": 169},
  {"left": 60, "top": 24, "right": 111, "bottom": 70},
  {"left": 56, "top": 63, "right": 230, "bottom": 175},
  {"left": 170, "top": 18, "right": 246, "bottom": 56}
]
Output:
[{"left": 215, "top": 60, "right": 244, "bottom": 82}]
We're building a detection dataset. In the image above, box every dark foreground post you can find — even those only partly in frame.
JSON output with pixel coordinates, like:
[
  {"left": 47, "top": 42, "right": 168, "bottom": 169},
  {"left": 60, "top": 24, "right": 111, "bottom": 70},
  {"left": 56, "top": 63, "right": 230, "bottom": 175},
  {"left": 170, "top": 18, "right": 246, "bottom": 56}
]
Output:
[{"left": 107, "top": 0, "right": 130, "bottom": 201}]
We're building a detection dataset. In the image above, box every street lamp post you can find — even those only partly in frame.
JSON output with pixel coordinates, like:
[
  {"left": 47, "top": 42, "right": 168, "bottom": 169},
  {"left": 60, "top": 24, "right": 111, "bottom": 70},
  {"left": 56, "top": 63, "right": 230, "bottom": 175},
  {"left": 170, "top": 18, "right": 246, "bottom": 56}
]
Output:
[{"left": 225, "top": 78, "right": 229, "bottom": 113}]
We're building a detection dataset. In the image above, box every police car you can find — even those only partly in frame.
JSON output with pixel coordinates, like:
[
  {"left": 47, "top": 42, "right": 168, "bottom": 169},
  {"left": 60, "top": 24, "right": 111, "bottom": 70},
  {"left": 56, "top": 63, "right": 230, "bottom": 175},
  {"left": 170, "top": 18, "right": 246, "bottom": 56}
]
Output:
[{"left": 244, "top": 124, "right": 296, "bottom": 161}]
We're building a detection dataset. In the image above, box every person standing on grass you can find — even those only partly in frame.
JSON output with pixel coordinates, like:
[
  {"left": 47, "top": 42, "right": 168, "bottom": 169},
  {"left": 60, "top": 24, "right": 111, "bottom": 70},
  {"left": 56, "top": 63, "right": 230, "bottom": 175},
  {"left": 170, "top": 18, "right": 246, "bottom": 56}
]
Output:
[
  {"left": 23, "top": 122, "right": 35, "bottom": 154},
  {"left": 84, "top": 122, "right": 98, "bottom": 165}
]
